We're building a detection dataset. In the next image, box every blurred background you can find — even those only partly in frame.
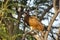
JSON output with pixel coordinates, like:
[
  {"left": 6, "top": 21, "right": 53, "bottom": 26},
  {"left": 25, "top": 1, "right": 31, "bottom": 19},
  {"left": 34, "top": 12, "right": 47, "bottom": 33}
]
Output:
[{"left": 0, "top": 0, "right": 60, "bottom": 40}]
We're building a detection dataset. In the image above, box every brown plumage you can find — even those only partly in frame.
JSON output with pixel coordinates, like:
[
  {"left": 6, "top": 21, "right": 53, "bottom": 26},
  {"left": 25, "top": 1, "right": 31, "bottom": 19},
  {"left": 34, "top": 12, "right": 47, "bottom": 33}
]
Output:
[{"left": 24, "top": 12, "right": 44, "bottom": 31}]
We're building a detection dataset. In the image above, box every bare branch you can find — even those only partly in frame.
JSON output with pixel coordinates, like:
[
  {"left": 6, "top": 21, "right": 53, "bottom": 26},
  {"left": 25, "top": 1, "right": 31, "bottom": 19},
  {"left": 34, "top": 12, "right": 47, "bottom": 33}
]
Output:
[
  {"left": 40, "top": 4, "right": 53, "bottom": 21},
  {"left": 21, "top": 31, "right": 37, "bottom": 40},
  {"left": 44, "top": 10, "right": 59, "bottom": 40},
  {"left": 44, "top": 0, "right": 60, "bottom": 40},
  {"left": 56, "top": 27, "right": 60, "bottom": 40}
]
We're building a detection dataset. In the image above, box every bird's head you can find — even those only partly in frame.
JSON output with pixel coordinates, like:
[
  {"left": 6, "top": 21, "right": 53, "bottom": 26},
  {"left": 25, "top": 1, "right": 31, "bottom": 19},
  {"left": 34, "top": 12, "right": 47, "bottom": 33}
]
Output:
[{"left": 23, "top": 10, "right": 30, "bottom": 18}]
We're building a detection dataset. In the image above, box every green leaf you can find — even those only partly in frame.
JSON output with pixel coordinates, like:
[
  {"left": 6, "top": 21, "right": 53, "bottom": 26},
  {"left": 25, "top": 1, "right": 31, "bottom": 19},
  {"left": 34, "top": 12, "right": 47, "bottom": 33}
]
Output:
[{"left": 7, "top": 9, "right": 16, "bottom": 14}]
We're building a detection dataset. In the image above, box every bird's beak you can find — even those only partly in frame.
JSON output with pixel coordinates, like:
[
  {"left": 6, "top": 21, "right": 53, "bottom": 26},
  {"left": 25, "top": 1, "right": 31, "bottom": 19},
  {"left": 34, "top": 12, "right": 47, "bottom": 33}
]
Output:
[{"left": 22, "top": 13, "right": 26, "bottom": 17}]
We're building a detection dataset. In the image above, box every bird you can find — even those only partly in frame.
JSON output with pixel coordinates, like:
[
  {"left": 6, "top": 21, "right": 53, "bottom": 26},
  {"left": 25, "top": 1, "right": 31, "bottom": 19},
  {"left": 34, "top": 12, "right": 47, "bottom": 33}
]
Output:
[{"left": 24, "top": 11, "right": 45, "bottom": 32}]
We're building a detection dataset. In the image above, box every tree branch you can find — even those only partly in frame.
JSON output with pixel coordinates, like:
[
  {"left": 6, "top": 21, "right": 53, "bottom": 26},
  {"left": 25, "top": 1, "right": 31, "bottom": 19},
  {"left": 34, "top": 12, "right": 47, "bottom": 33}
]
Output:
[
  {"left": 40, "top": 4, "right": 53, "bottom": 21},
  {"left": 44, "top": 0, "right": 60, "bottom": 40},
  {"left": 44, "top": 10, "right": 59, "bottom": 40}
]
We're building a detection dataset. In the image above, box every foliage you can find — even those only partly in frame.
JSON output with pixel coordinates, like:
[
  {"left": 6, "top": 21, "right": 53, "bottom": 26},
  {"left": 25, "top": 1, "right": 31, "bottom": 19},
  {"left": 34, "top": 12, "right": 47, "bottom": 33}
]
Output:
[
  {"left": 0, "top": 0, "right": 21, "bottom": 40},
  {"left": 0, "top": 0, "right": 59, "bottom": 40},
  {"left": 0, "top": 0, "right": 36, "bottom": 40}
]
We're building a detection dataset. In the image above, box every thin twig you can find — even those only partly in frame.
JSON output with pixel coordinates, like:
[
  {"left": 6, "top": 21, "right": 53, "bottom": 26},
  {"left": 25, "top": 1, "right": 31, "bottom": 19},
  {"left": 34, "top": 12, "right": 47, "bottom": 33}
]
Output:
[
  {"left": 39, "top": 4, "right": 53, "bottom": 21},
  {"left": 44, "top": 0, "right": 60, "bottom": 40},
  {"left": 44, "top": 10, "right": 59, "bottom": 40},
  {"left": 21, "top": 30, "right": 36, "bottom": 40}
]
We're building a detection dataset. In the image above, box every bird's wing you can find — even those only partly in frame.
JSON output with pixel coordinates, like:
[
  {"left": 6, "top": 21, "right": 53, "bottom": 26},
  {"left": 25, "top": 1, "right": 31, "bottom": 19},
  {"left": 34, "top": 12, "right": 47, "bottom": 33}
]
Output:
[
  {"left": 28, "top": 16, "right": 39, "bottom": 26},
  {"left": 28, "top": 16, "right": 44, "bottom": 31}
]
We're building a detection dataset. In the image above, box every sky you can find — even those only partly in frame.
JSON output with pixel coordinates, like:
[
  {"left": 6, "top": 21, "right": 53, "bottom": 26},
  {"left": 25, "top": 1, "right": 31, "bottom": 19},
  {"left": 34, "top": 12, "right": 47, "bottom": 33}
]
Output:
[{"left": 42, "top": 8, "right": 60, "bottom": 27}]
